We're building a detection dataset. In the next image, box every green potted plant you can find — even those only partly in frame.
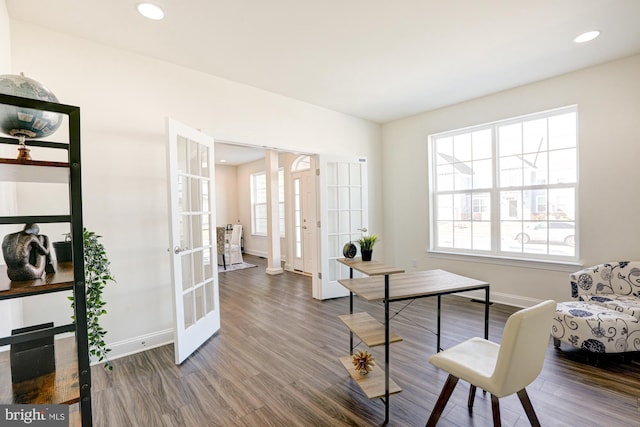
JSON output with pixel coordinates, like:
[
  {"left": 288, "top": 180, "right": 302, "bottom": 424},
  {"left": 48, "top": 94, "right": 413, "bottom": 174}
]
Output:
[
  {"left": 358, "top": 234, "right": 378, "bottom": 261},
  {"left": 52, "top": 233, "right": 73, "bottom": 263},
  {"left": 69, "top": 228, "right": 115, "bottom": 370}
]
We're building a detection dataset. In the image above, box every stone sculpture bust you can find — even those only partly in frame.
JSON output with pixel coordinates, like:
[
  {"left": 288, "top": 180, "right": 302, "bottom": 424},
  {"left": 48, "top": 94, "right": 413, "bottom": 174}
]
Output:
[{"left": 1, "top": 223, "right": 53, "bottom": 281}]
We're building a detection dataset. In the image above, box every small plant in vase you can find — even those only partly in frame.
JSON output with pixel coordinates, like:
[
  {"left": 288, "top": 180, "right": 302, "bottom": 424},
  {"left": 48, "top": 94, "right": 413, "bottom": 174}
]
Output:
[{"left": 358, "top": 234, "right": 377, "bottom": 261}]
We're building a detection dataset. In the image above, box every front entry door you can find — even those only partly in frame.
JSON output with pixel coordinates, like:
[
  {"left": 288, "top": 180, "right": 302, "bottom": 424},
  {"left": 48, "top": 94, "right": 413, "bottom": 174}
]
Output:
[{"left": 166, "top": 118, "right": 220, "bottom": 364}]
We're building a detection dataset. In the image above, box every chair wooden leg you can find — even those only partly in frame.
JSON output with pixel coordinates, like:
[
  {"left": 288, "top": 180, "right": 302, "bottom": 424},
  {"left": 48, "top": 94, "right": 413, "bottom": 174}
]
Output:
[
  {"left": 426, "top": 374, "right": 459, "bottom": 427},
  {"left": 467, "top": 385, "right": 476, "bottom": 413},
  {"left": 516, "top": 388, "right": 541, "bottom": 427},
  {"left": 490, "top": 394, "right": 501, "bottom": 427}
]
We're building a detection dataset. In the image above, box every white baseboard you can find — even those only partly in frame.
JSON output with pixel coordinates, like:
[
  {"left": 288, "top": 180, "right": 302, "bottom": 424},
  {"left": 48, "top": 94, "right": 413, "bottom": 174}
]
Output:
[
  {"left": 98, "top": 328, "right": 173, "bottom": 365},
  {"left": 453, "top": 289, "right": 543, "bottom": 309}
]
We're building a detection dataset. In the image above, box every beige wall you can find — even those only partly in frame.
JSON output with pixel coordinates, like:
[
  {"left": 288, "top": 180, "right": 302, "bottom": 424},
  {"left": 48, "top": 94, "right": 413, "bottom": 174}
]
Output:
[
  {"left": 214, "top": 164, "right": 239, "bottom": 227},
  {"left": 8, "top": 20, "right": 382, "bottom": 359},
  {"left": 381, "top": 54, "right": 640, "bottom": 307}
]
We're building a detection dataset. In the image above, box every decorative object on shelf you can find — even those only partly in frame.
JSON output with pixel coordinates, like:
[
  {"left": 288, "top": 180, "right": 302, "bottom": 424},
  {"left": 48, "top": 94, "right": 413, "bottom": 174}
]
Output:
[
  {"left": 0, "top": 73, "right": 62, "bottom": 160},
  {"left": 1, "top": 223, "right": 54, "bottom": 281},
  {"left": 10, "top": 322, "right": 55, "bottom": 383},
  {"left": 343, "top": 242, "right": 357, "bottom": 259},
  {"left": 358, "top": 234, "right": 378, "bottom": 262},
  {"left": 52, "top": 233, "right": 73, "bottom": 263},
  {"left": 69, "top": 229, "right": 116, "bottom": 370},
  {"left": 352, "top": 349, "right": 375, "bottom": 374}
]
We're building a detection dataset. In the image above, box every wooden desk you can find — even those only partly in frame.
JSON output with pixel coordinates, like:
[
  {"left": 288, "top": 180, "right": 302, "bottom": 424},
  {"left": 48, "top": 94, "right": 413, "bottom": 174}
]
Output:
[
  {"left": 336, "top": 263, "right": 489, "bottom": 424},
  {"left": 339, "top": 269, "right": 490, "bottom": 352}
]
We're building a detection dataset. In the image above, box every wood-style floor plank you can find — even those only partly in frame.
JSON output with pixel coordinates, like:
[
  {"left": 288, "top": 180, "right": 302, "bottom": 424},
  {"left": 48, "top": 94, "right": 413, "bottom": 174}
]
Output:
[{"left": 90, "top": 255, "right": 640, "bottom": 426}]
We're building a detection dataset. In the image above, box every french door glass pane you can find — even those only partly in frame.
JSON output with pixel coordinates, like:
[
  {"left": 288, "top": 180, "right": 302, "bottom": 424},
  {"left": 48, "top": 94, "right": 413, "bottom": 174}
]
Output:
[
  {"left": 189, "top": 139, "right": 200, "bottom": 175},
  {"left": 181, "top": 253, "right": 192, "bottom": 291},
  {"left": 199, "top": 144, "right": 209, "bottom": 177},
  {"left": 195, "top": 285, "right": 204, "bottom": 321},
  {"left": 201, "top": 214, "right": 210, "bottom": 247},
  {"left": 179, "top": 214, "right": 190, "bottom": 249},
  {"left": 191, "top": 215, "right": 202, "bottom": 248},
  {"left": 178, "top": 175, "right": 189, "bottom": 212},
  {"left": 204, "top": 247, "right": 213, "bottom": 280},
  {"left": 205, "top": 280, "right": 215, "bottom": 314},
  {"left": 193, "top": 249, "right": 204, "bottom": 285},
  {"left": 177, "top": 136, "right": 187, "bottom": 174},
  {"left": 183, "top": 292, "right": 194, "bottom": 328}
]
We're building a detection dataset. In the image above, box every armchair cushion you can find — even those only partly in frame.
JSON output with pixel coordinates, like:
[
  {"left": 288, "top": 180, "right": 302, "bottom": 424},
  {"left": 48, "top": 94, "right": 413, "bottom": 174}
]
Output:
[{"left": 554, "top": 261, "right": 640, "bottom": 354}]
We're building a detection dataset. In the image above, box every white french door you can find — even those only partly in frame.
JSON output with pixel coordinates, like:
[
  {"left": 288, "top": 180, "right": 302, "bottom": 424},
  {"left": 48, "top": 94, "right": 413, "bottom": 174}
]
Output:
[
  {"left": 166, "top": 118, "right": 220, "bottom": 364},
  {"left": 316, "top": 156, "right": 368, "bottom": 300}
]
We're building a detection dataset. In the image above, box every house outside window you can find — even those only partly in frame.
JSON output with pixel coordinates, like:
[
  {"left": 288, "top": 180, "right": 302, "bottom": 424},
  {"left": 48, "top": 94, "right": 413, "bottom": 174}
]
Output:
[
  {"left": 251, "top": 169, "right": 285, "bottom": 237},
  {"left": 429, "top": 105, "right": 578, "bottom": 261}
]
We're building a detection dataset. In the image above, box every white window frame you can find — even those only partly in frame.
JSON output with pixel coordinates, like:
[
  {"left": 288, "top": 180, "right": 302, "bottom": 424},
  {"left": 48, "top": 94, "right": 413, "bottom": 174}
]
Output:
[
  {"left": 250, "top": 169, "right": 285, "bottom": 237},
  {"left": 428, "top": 105, "right": 578, "bottom": 263}
]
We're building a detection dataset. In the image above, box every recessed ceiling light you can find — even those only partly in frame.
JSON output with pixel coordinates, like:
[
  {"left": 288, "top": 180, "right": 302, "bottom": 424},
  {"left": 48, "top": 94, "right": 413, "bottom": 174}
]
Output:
[
  {"left": 220, "top": 159, "right": 227, "bottom": 163},
  {"left": 137, "top": 3, "right": 164, "bottom": 20},
  {"left": 574, "top": 30, "right": 600, "bottom": 44}
]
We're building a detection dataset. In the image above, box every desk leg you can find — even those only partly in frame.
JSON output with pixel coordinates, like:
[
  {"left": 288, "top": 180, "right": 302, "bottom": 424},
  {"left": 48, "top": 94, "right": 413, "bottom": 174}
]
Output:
[
  {"left": 384, "top": 273, "right": 390, "bottom": 424},
  {"left": 484, "top": 286, "right": 490, "bottom": 340},
  {"left": 349, "top": 267, "right": 354, "bottom": 355},
  {"left": 437, "top": 295, "right": 442, "bottom": 352}
]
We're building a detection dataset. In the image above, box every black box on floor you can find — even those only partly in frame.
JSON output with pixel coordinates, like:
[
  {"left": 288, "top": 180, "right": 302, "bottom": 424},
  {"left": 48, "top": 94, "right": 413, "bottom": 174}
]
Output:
[{"left": 10, "top": 322, "right": 56, "bottom": 383}]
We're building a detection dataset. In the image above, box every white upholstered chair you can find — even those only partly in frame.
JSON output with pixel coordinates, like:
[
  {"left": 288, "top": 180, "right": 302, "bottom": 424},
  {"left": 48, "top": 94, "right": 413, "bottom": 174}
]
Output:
[
  {"left": 225, "top": 224, "right": 243, "bottom": 265},
  {"left": 426, "top": 300, "right": 556, "bottom": 427}
]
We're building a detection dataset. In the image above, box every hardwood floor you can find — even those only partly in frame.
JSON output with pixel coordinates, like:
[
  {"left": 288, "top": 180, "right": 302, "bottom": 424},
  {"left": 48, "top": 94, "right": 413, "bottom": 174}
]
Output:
[{"left": 90, "top": 255, "right": 640, "bottom": 426}]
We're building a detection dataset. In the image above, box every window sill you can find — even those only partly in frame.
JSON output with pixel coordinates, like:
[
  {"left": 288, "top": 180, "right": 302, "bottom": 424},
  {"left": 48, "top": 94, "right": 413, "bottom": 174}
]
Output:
[{"left": 427, "top": 249, "right": 582, "bottom": 272}]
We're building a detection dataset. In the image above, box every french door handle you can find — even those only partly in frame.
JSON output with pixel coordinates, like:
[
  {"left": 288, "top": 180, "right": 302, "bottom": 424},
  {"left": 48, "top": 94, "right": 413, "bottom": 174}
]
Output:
[{"left": 174, "top": 246, "right": 188, "bottom": 254}]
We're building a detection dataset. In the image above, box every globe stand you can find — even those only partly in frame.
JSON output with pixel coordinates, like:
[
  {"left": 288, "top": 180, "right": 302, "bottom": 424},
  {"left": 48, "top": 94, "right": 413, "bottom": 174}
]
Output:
[{"left": 16, "top": 136, "right": 32, "bottom": 161}]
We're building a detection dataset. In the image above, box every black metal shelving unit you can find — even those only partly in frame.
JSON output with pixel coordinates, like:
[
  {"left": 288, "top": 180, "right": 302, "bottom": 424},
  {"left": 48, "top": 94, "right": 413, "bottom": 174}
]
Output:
[{"left": 0, "top": 93, "right": 91, "bottom": 426}]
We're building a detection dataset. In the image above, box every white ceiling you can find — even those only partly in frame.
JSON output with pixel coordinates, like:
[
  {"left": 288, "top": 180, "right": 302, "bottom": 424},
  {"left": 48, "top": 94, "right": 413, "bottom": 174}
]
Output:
[{"left": 6, "top": 0, "right": 640, "bottom": 125}]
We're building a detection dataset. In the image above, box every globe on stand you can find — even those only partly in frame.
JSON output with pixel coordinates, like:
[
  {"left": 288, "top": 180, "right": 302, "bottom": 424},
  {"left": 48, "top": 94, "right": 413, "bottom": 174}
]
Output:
[{"left": 0, "top": 73, "right": 62, "bottom": 160}]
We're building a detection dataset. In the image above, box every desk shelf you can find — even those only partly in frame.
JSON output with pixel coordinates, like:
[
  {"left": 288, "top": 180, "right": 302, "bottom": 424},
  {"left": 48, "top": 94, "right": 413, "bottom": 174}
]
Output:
[
  {"left": 336, "top": 257, "right": 405, "bottom": 424},
  {"left": 338, "top": 312, "right": 402, "bottom": 347},
  {"left": 338, "top": 356, "right": 402, "bottom": 399}
]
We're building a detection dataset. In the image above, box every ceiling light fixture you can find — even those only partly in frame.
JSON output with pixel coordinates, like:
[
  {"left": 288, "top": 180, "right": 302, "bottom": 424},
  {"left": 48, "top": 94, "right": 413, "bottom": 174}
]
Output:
[
  {"left": 574, "top": 30, "right": 600, "bottom": 44},
  {"left": 137, "top": 3, "right": 165, "bottom": 20}
]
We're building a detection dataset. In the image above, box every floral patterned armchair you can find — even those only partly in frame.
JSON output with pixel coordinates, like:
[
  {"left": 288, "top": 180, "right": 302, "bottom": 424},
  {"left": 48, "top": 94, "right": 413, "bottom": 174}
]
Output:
[{"left": 552, "top": 261, "right": 640, "bottom": 354}]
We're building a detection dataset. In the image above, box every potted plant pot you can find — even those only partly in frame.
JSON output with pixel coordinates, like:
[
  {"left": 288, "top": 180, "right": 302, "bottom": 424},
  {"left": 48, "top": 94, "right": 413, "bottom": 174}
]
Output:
[
  {"left": 53, "top": 234, "right": 72, "bottom": 263},
  {"left": 358, "top": 234, "right": 377, "bottom": 262}
]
